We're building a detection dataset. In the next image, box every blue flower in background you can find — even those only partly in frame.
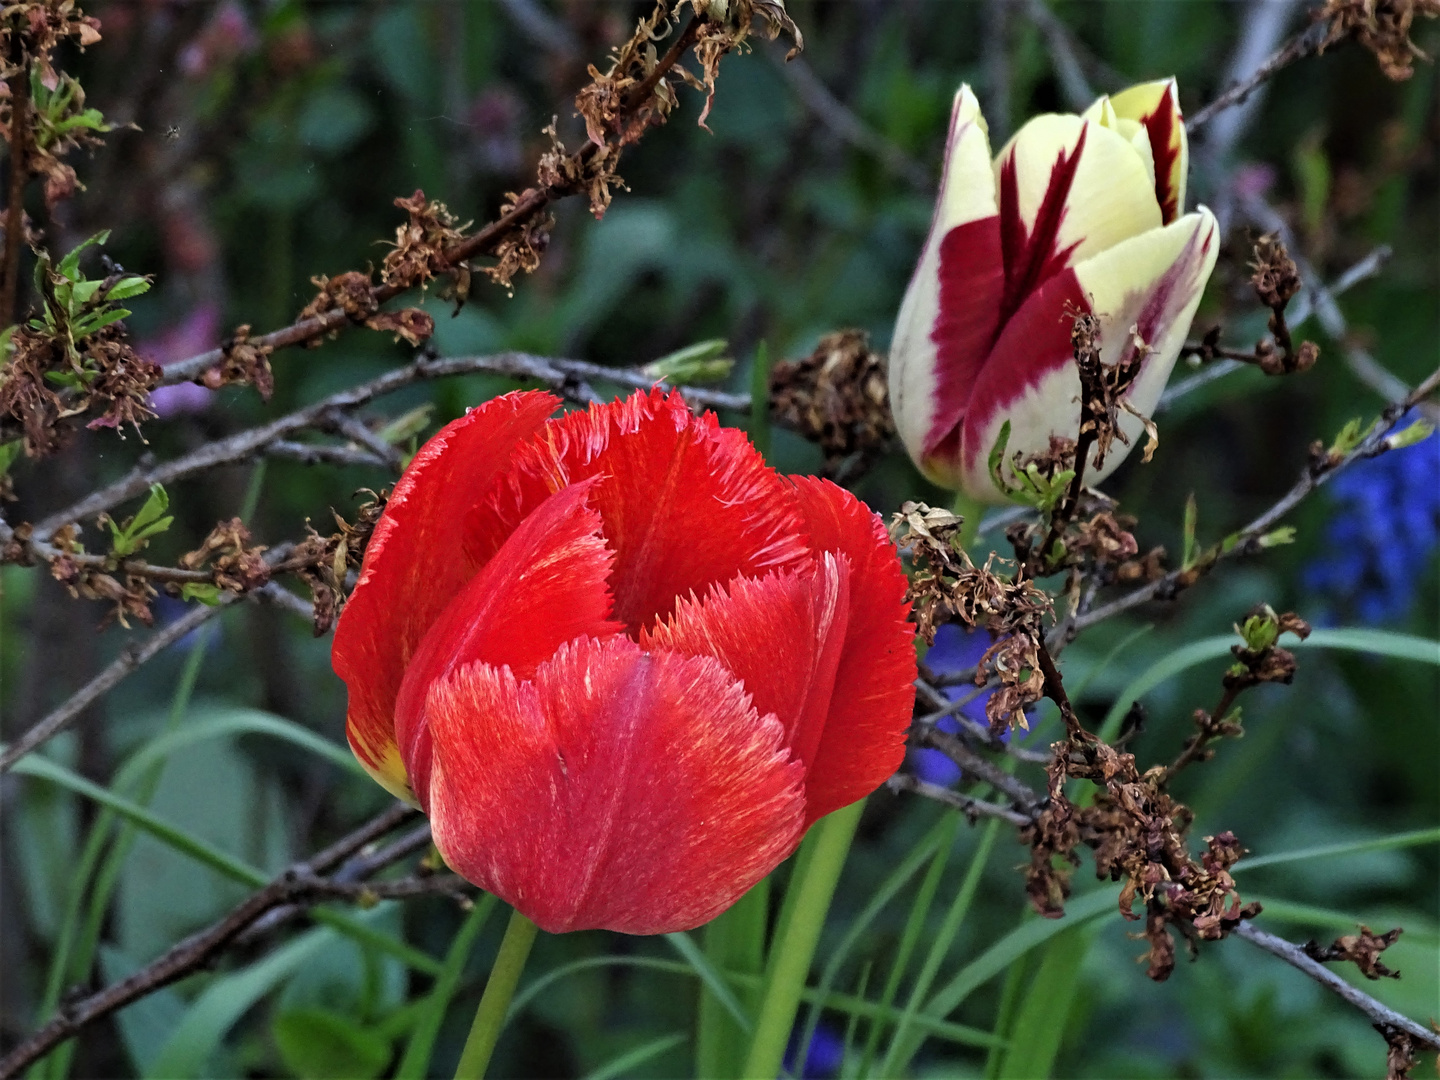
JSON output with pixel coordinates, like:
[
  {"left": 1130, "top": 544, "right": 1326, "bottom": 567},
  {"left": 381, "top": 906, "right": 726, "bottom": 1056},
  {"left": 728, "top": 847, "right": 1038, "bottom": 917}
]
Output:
[
  {"left": 784, "top": 1021, "right": 845, "bottom": 1079},
  {"left": 1304, "top": 415, "right": 1440, "bottom": 624},
  {"left": 914, "top": 623, "right": 1029, "bottom": 785}
]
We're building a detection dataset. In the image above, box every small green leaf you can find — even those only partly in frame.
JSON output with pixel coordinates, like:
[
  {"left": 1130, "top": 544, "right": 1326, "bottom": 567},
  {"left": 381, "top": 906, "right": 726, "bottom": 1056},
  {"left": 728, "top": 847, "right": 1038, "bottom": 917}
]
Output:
[
  {"left": 0, "top": 440, "right": 22, "bottom": 474},
  {"left": 72, "top": 308, "right": 132, "bottom": 339},
  {"left": 56, "top": 231, "right": 109, "bottom": 281},
  {"left": 179, "top": 583, "right": 224, "bottom": 605},
  {"left": 104, "top": 277, "right": 152, "bottom": 302},
  {"left": 68, "top": 279, "right": 104, "bottom": 305},
  {"left": 645, "top": 339, "right": 733, "bottom": 384},
  {"left": 1328, "top": 416, "right": 1375, "bottom": 457},
  {"left": 129, "top": 484, "right": 171, "bottom": 533},
  {"left": 375, "top": 404, "right": 434, "bottom": 446},
  {"left": 1385, "top": 419, "right": 1435, "bottom": 451}
]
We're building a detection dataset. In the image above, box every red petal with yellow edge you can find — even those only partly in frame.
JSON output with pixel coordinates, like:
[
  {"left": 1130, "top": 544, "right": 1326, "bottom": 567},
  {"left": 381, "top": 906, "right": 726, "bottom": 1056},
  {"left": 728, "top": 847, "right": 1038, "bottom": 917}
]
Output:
[
  {"left": 469, "top": 389, "right": 810, "bottom": 634},
  {"left": 644, "top": 555, "right": 849, "bottom": 793},
  {"left": 425, "top": 637, "right": 807, "bottom": 935},
  {"left": 790, "top": 476, "right": 916, "bottom": 820},
  {"left": 392, "top": 480, "right": 624, "bottom": 806},
  {"left": 332, "top": 390, "right": 559, "bottom": 802}
]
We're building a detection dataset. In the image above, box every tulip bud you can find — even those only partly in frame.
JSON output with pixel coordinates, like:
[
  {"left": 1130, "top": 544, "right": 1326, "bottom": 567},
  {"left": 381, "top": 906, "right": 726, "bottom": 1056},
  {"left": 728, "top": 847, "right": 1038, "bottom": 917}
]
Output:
[{"left": 889, "top": 79, "right": 1219, "bottom": 502}]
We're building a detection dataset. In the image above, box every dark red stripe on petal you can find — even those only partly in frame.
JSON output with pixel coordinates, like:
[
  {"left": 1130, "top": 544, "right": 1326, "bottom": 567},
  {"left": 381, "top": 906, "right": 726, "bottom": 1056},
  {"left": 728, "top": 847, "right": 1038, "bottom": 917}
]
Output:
[
  {"left": 925, "top": 216, "right": 1005, "bottom": 456},
  {"left": 1141, "top": 84, "right": 1182, "bottom": 223},
  {"left": 1122, "top": 218, "right": 1214, "bottom": 369},
  {"left": 998, "top": 125, "right": 1088, "bottom": 327},
  {"left": 425, "top": 638, "right": 807, "bottom": 934},
  {"left": 960, "top": 267, "right": 1091, "bottom": 475}
]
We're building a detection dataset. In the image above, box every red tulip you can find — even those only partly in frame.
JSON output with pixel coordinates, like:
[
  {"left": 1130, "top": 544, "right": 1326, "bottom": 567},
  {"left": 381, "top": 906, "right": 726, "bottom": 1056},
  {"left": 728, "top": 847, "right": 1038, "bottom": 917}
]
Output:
[{"left": 332, "top": 389, "right": 916, "bottom": 935}]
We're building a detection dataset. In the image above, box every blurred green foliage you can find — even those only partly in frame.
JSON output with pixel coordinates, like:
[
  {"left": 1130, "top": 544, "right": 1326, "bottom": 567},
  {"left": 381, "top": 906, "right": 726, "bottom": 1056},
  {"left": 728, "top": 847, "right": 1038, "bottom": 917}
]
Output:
[{"left": 2, "top": 1, "right": 1437, "bottom": 1078}]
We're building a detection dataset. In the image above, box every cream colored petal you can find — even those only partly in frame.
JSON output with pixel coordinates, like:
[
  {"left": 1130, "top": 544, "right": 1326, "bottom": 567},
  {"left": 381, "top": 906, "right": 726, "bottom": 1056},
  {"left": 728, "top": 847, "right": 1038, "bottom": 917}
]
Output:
[{"left": 889, "top": 84, "right": 1000, "bottom": 479}]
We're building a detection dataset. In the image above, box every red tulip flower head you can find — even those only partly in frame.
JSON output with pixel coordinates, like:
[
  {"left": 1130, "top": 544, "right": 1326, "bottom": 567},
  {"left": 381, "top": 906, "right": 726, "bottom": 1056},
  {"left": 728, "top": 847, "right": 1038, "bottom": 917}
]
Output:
[
  {"left": 889, "top": 79, "right": 1220, "bottom": 500},
  {"left": 332, "top": 389, "right": 916, "bottom": 935}
]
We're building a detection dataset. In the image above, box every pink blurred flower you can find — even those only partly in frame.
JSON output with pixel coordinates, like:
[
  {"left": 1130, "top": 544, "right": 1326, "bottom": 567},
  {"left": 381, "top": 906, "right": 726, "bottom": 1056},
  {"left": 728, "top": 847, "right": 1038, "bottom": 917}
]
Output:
[{"left": 139, "top": 303, "right": 221, "bottom": 417}]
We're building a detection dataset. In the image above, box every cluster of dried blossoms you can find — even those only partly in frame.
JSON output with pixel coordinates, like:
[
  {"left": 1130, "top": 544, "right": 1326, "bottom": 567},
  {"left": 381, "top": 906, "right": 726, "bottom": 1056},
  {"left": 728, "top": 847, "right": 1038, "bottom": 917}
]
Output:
[
  {"left": 889, "top": 501, "right": 1051, "bottom": 732},
  {"left": 284, "top": 488, "right": 390, "bottom": 636},
  {"left": 1318, "top": 0, "right": 1440, "bottom": 80},
  {"left": 769, "top": 329, "right": 893, "bottom": 476}
]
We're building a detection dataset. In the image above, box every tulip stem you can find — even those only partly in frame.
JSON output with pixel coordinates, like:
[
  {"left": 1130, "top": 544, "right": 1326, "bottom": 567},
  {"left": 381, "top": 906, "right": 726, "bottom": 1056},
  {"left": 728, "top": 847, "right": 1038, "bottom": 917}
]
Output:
[
  {"left": 453, "top": 906, "right": 539, "bottom": 1080},
  {"left": 741, "top": 799, "right": 865, "bottom": 1080}
]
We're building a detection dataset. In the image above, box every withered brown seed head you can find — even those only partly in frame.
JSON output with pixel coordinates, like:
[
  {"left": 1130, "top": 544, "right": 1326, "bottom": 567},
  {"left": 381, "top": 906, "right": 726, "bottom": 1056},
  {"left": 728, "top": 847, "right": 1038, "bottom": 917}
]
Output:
[{"left": 770, "top": 329, "right": 893, "bottom": 477}]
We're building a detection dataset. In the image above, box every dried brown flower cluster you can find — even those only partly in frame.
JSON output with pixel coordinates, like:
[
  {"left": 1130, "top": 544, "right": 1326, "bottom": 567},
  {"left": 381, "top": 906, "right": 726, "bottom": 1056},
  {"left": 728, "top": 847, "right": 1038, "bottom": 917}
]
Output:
[
  {"left": 197, "top": 324, "right": 275, "bottom": 399},
  {"left": 1319, "top": 0, "right": 1440, "bottom": 80},
  {"left": 0, "top": 0, "right": 105, "bottom": 208},
  {"left": 1303, "top": 925, "right": 1404, "bottom": 979},
  {"left": 0, "top": 322, "right": 158, "bottom": 455},
  {"left": 889, "top": 500, "right": 1052, "bottom": 732},
  {"left": 1024, "top": 725, "right": 1261, "bottom": 979},
  {"left": 382, "top": 190, "right": 471, "bottom": 292},
  {"left": 1249, "top": 233, "right": 1320, "bottom": 375},
  {"left": 286, "top": 488, "right": 390, "bottom": 635},
  {"left": 770, "top": 329, "right": 893, "bottom": 476},
  {"left": 45, "top": 522, "right": 156, "bottom": 628},
  {"left": 179, "top": 518, "right": 270, "bottom": 594}
]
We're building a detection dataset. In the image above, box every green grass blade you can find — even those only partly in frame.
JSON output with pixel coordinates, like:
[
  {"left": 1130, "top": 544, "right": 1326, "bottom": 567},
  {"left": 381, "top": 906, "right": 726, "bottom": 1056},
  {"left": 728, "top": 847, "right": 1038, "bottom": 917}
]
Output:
[
  {"left": 145, "top": 926, "right": 333, "bottom": 1079},
  {"left": 880, "top": 817, "right": 1001, "bottom": 1076},
  {"left": 1098, "top": 629, "right": 1440, "bottom": 742},
  {"left": 695, "top": 878, "right": 767, "bottom": 1077},
  {"left": 507, "top": 955, "right": 1004, "bottom": 1051},
  {"left": 859, "top": 813, "right": 961, "bottom": 1074},
  {"left": 395, "top": 894, "right": 498, "bottom": 1080},
  {"left": 795, "top": 810, "right": 953, "bottom": 1077},
  {"left": 993, "top": 921, "right": 1100, "bottom": 1079},
  {"left": 14, "top": 756, "right": 266, "bottom": 887},
  {"left": 1234, "top": 827, "right": 1440, "bottom": 872},
  {"left": 581, "top": 1032, "right": 687, "bottom": 1080},
  {"left": 665, "top": 930, "right": 753, "bottom": 1035},
  {"left": 878, "top": 887, "right": 1121, "bottom": 1069}
]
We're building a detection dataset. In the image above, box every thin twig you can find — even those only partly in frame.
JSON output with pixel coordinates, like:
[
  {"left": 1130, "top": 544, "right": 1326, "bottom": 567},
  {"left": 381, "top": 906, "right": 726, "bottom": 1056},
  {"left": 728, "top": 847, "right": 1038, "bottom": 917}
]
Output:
[
  {"left": 919, "top": 727, "right": 1043, "bottom": 809},
  {"left": 265, "top": 440, "right": 391, "bottom": 469},
  {"left": 886, "top": 772, "right": 1034, "bottom": 828},
  {"left": 31, "top": 352, "right": 748, "bottom": 544},
  {"left": 155, "top": 15, "right": 708, "bottom": 390},
  {"left": 1186, "top": 19, "right": 1329, "bottom": 133},
  {"left": 0, "top": 803, "right": 424, "bottom": 1080},
  {"left": 0, "top": 578, "right": 303, "bottom": 773},
  {"left": 1234, "top": 921, "right": 1440, "bottom": 1053},
  {"left": 1072, "top": 367, "right": 1440, "bottom": 635}
]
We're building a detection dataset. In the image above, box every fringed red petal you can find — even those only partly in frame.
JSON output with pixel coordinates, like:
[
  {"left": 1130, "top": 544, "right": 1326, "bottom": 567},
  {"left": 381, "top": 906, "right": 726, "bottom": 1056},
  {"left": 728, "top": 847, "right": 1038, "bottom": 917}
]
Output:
[
  {"left": 467, "top": 389, "right": 811, "bottom": 635},
  {"left": 425, "top": 636, "right": 807, "bottom": 935},
  {"left": 332, "top": 390, "right": 559, "bottom": 801}
]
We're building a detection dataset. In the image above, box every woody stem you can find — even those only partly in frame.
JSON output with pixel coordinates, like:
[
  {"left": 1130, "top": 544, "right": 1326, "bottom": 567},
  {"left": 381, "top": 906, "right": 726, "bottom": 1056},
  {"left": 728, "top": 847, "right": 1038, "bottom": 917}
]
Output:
[
  {"left": 453, "top": 906, "right": 539, "bottom": 1080},
  {"left": 3, "top": 52, "right": 30, "bottom": 325}
]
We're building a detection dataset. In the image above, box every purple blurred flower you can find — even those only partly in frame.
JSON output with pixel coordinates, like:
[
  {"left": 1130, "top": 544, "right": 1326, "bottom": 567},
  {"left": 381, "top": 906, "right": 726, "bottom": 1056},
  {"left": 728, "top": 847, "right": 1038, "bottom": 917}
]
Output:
[
  {"left": 914, "top": 623, "right": 1030, "bottom": 785},
  {"left": 1304, "top": 414, "right": 1440, "bottom": 624},
  {"left": 138, "top": 303, "right": 221, "bottom": 417}
]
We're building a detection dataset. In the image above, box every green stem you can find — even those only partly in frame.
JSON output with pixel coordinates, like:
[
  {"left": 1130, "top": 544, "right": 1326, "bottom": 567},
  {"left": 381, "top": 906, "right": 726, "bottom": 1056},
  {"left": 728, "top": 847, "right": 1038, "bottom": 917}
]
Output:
[
  {"left": 741, "top": 799, "right": 864, "bottom": 1080},
  {"left": 453, "top": 906, "right": 538, "bottom": 1080},
  {"left": 696, "top": 877, "right": 769, "bottom": 1078}
]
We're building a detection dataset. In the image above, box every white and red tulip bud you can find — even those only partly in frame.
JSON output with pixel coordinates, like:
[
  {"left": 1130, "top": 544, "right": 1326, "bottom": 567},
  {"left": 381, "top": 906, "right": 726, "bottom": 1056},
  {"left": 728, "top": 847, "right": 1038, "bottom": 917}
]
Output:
[{"left": 889, "top": 79, "right": 1218, "bottom": 502}]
